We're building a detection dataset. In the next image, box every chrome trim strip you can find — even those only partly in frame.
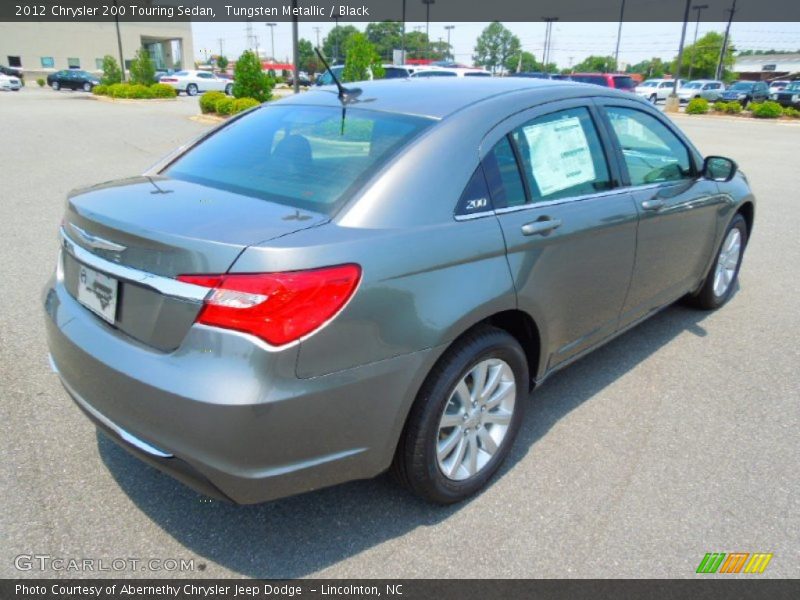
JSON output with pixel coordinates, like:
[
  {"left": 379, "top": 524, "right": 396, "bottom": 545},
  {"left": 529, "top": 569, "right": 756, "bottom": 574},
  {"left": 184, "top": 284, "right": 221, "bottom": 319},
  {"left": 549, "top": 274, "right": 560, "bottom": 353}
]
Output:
[
  {"left": 494, "top": 188, "right": 632, "bottom": 215},
  {"left": 57, "top": 366, "right": 173, "bottom": 458},
  {"left": 68, "top": 223, "right": 128, "bottom": 252},
  {"left": 454, "top": 209, "right": 495, "bottom": 222},
  {"left": 60, "top": 227, "right": 209, "bottom": 302}
]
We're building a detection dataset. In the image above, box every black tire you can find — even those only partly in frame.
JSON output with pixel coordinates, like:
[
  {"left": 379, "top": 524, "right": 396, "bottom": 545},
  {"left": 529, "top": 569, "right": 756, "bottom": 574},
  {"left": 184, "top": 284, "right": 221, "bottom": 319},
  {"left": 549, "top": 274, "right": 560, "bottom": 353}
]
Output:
[
  {"left": 689, "top": 214, "right": 748, "bottom": 310},
  {"left": 51, "top": 81, "right": 60, "bottom": 91},
  {"left": 741, "top": 98, "right": 749, "bottom": 109},
  {"left": 649, "top": 94, "right": 658, "bottom": 104},
  {"left": 186, "top": 84, "right": 198, "bottom": 96},
  {"left": 392, "top": 325, "right": 528, "bottom": 504},
  {"left": 225, "top": 83, "right": 233, "bottom": 95}
]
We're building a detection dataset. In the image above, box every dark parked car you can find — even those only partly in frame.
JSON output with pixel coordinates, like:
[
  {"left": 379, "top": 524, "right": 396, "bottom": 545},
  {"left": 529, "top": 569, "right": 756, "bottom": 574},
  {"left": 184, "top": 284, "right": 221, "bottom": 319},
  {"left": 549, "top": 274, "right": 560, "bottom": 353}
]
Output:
[
  {"left": 44, "top": 79, "right": 754, "bottom": 505},
  {"left": 720, "top": 81, "right": 769, "bottom": 107},
  {"left": 772, "top": 80, "right": 800, "bottom": 109},
  {"left": 46, "top": 70, "right": 100, "bottom": 92},
  {"left": 568, "top": 73, "right": 637, "bottom": 92},
  {"left": 0, "top": 64, "right": 23, "bottom": 81}
]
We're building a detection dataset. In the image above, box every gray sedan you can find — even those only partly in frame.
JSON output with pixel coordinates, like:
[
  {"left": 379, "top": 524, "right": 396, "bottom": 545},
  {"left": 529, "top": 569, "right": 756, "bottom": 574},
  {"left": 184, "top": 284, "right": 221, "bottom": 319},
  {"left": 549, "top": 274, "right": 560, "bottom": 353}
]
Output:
[{"left": 43, "top": 78, "right": 754, "bottom": 504}]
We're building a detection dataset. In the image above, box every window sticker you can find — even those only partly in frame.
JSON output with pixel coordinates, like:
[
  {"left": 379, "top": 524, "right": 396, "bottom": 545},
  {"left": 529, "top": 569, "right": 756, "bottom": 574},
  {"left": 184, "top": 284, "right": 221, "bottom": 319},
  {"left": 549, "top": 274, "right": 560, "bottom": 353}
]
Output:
[{"left": 522, "top": 116, "right": 596, "bottom": 196}]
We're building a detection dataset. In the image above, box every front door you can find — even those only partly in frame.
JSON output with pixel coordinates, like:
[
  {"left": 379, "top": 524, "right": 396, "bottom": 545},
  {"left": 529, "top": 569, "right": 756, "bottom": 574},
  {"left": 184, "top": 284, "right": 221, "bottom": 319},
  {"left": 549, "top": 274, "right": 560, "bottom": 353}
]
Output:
[{"left": 483, "top": 100, "right": 639, "bottom": 373}]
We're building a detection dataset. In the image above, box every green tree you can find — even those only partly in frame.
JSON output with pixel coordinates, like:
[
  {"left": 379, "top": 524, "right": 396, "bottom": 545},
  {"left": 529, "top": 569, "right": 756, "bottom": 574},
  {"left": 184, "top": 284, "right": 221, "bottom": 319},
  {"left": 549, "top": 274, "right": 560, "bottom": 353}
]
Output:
[
  {"left": 403, "top": 31, "right": 428, "bottom": 60},
  {"left": 233, "top": 50, "right": 274, "bottom": 102},
  {"left": 323, "top": 25, "right": 360, "bottom": 64},
  {"left": 342, "top": 32, "right": 384, "bottom": 83},
  {"left": 366, "top": 21, "right": 402, "bottom": 61},
  {"left": 297, "top": 39, "right": 320, "bottom": 74},
  {"left": 473, "top": 22, "right": 521, "bottom": 74},
  {"left": 672, "top": 31, "right": 735, "bottom": 80},
  {"left": 572, "top": 55, "right": 617, "bottom": 73},
  {"left": 504, "top": 51, "right": 541, "bottom": 74},
  {"left": 129, "top": 47, "right": 155, "bottom": 85},
  {"left": 216, "top": 55, "right": 229, "bottom": 72},
  {"left": 100, "top": 55, "right": 122, "bottom": 85},
  {"left": 627, "top": 57, "right": 666, "bottom": 78}
]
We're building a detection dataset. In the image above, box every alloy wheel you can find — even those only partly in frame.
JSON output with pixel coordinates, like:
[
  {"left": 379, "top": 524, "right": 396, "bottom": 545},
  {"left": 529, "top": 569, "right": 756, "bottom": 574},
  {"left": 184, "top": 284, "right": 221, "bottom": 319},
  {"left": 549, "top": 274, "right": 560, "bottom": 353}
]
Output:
[
  {"left": 713, "top": 228, "right": 742, "bottom": 297},
  {"left": 436, "top": 358, "right": 516, "bottom": 481}
]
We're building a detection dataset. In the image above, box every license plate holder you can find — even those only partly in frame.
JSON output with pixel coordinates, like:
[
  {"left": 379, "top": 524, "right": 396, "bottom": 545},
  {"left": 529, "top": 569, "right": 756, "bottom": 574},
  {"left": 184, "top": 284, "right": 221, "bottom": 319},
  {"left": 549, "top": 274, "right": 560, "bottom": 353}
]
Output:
[{"left": 76, "top": 264, "right": 118, "bottom": 324}]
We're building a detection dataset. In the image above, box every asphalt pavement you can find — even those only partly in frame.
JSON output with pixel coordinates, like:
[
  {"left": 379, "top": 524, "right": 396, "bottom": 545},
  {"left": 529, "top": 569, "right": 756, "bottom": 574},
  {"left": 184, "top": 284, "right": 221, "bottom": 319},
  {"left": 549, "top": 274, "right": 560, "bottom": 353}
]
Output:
[{"left": 1, "top": 86, "right": 797, "bottom": 579}]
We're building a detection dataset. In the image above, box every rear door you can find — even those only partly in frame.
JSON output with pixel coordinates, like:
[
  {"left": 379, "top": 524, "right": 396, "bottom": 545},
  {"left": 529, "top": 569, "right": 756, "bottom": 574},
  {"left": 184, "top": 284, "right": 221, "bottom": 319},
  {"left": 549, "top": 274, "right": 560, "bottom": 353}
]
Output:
[
  {"left": 484, "top": 99, "right": 639, "bottom": 372},
  {"left": 595, "top": 98, "right": 724, "bottom": 327}
]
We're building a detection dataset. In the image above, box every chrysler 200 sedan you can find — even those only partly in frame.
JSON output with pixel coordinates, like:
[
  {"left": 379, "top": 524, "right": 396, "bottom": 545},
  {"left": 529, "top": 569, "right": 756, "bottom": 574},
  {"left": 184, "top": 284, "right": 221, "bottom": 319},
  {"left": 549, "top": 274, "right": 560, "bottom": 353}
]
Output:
[{"left": 44, "top": 78, "right": 754, "bottom": 504}]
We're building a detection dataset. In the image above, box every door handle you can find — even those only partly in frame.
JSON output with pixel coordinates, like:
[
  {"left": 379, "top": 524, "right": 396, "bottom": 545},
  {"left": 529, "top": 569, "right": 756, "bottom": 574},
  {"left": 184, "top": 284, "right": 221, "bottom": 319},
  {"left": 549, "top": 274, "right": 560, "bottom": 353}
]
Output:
[
  {"left": 521, "top": 218, "right": 562, "bottom": 236},
  {"left": 641, "top": 199, "right": 665, "bottom": 211}
]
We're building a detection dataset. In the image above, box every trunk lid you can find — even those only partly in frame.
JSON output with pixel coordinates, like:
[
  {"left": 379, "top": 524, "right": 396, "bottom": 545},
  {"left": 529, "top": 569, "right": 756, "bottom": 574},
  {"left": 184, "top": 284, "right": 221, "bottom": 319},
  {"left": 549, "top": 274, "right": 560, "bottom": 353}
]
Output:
[{"left": 61, "top": 176, "right": 328, "bottom": 351}]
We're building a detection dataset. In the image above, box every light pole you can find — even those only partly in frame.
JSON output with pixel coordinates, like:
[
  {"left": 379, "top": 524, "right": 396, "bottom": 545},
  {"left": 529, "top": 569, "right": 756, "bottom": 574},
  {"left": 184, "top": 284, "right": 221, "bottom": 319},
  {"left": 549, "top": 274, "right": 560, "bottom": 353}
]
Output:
[
  {"left": 265, "top": 23, "right": 276, "bottom": 61},
  {"left": 292, "top": 0, "right": 299, "bottom": 94},
  {"left": 687, "top": 4, "right": 708, "bottom": 81},
  {"left": 422, "top": 0, "right": 435, "bottom": 60},
  {"left": 113, "top": 0, "right": 125, "bottom": 81},
  {"left": 331, "top": 8, "right": 343, "bottom": 64},
  {"left": 400, "top": 0, "right": 406, "bottom": 64},
  {"left": 444, "top": 25, "right": 454, "bottom": 60},
  {"left": 313, "top": 26, "right": 322, "bottom": 48},
  {"left": 666, "top": 0, "right": 693, "bottom": 112},
  {"left": 614, "top": 0, "right": 626, "bottom": 70},
  {"left": 716, "top": 0, "right": 737, "bottom": 81},
  {"left": 542, "top": 17, "right": 558, "bottom": 67}
]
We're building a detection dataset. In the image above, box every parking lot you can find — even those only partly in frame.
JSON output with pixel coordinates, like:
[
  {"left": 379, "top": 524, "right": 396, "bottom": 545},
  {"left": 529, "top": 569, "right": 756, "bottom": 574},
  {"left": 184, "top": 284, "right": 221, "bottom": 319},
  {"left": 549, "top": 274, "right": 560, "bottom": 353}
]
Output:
[{"left": 1, "top": 85, "right": 798, "bottom": 579}]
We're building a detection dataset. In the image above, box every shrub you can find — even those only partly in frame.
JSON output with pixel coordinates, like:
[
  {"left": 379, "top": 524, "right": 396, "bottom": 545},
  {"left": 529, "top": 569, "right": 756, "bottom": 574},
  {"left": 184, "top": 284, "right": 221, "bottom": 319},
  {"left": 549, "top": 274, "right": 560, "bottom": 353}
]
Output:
[
  {"left": 128, "top": 84, "right": 155, "bottom": 99},
  {"left": 232, "top": 97, "right": 260, "bottom": 113},
  {"left": 685, "top": 97, "right": 709, "bottom": 114},
  {"left": 724, "top": 101, "right": 742, "bottom": 114},
  {"left": 92, "top": 84, "right": 108, "bottom": 96},
  {"left": 149, "top": 83, "right": 176, "bottom": 98},
  {"left": 100, "top": 55, "right": 122, "bottom": 85},
  {"left": 129, "top": 47, "right": 155, "bottom": 85},
  {"left": 233, "top": 50, "right": 273, "bottom": 102},
  {"left": 712, "top": 101, "right": 727, "bottom": 112},
  {"left": 199, "top": 91, "right": 226, "bottom": 113},
  {"left": 106, "top": 83, "right": 128, "bottom": 98},
  {"left": 342, "top": 32, "right": 385, "bottom": 83},
  {"left": 783, "top": 106, "right": 800, "bottom": 118},
  {"left": 36, "top": 77, "right": 45, "bottom": 87},
  {"left": 750, "top": 100, "right": 782, "bottom": 119},
  {"left": 215, "top": 96, "right": 236, "bottom": 115}
]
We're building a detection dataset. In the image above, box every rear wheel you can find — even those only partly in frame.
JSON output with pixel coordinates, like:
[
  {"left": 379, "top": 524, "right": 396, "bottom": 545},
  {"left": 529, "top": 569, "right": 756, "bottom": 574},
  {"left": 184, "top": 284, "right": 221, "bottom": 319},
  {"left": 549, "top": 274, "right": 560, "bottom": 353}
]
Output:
[
  {"left": 83, "top": 82, "right": 92, "bottom": 92},
  {"left": 51, "top": 81, "right": 60, "bottom": 91},
  {"left": 225, "top": 83, "right": 233, "bottom": 95},
  {"left": 186, "top": 83, "right": 198, "bottom": 96},
  {"left": 392, "top": 326, "right": 528, "bottom": 504},
  {"left": 689, "top": 214, "right": 747, "bottom": 310},
  {"left": 649, "top": 94, "right": 658, "bottom": 104}
]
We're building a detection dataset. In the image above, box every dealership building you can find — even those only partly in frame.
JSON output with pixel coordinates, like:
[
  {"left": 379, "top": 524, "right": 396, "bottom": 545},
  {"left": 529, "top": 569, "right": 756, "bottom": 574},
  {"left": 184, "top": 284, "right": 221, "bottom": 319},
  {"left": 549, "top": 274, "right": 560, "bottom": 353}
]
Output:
[
  {"left": 0, "top": 21, "right": 194, "bottom": 78},
  {"left": 732, "top": 53, "right": 800, "bottom": 81}
]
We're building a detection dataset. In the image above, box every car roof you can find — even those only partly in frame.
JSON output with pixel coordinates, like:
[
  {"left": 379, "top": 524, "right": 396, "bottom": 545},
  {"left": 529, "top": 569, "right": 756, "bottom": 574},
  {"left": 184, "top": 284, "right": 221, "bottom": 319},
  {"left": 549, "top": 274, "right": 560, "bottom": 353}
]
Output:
[{"left": 276, "top": 77, "right": 624, "bottom": 120}]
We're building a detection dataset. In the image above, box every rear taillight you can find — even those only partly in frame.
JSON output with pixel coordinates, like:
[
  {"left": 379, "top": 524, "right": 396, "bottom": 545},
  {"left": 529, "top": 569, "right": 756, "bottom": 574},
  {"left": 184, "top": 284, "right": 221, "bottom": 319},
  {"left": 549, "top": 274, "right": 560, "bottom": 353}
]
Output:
[
  {"left": 161, "top": 78, "right": 177, "bottom": 82},
  {"left": 178, "top": 264, "right": 361, "bottom": 346}
]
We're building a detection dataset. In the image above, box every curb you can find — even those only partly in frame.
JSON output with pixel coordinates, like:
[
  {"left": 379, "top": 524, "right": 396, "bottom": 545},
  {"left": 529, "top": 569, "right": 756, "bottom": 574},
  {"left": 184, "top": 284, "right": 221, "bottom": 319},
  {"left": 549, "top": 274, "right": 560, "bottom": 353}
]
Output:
[
  {"left": 668, "top": 112, "right": 800, "bottom": 126},
  {"left": 90, "top": 95, "right": 177, "bottom": 104},
  {"left": 190, "top": 114, "right": 227, "bottom": 124}
]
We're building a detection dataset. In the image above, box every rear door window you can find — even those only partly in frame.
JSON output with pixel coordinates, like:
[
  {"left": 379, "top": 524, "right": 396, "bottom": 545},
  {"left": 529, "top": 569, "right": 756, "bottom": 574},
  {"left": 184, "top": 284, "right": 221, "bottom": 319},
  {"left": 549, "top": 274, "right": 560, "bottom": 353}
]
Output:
[
  {"left": 510, "top": 107, "right": 612, "bottom": 202},
  {"left": 482, "top": 137, "right": 527, "bottom": 209}
]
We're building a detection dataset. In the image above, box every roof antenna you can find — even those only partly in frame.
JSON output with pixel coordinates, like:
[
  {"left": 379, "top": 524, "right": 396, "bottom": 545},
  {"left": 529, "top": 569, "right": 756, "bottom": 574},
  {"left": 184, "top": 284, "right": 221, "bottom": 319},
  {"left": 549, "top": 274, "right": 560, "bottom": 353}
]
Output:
[{"left": 314, "top": 47, "right": 361, "bottom": 103}]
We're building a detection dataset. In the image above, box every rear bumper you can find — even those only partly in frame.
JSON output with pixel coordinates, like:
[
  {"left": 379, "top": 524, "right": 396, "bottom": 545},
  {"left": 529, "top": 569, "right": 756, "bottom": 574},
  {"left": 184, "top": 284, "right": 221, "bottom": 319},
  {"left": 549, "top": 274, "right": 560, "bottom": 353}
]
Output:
[{"left": 43, "top": 271, "right": 438, "bottom": 504}]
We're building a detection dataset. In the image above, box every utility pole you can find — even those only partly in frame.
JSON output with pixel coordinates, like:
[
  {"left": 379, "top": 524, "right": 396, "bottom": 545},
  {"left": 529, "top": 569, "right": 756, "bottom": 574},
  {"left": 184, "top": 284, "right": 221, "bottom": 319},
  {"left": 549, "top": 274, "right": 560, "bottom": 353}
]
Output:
[
  {"left": 331, "top": 8, "right": 343, "bottom": 64},
  {"left": 614, "top": 0, "right": 626, "bottom": 70},
  {"left": 542, "top": 17, "right": 557, "bottom": 67},
  {"left": 716, "top": 0, "right": 737, "bottom": 81},
  {"left": 400, "top": 0, "right": 406, "bottom": 64},
  {"left": 444, "top": 25, "right": 454, "bottom": 60},
  {"left": 688, "top": 4, "right": 709, "bottom": 81},
  {"left": 246, "top": 21, "right": 254, "bottom": 52},
  {"left": 217, "top": 38, "right": 224, "bottom": 58},
  {"left": 422, "top": 0, "right": 435, "bottom": 60},
  {"left": 113, "top": 0, "right": 125, "bottom": 81},
  {"left": 292, "top": 0, "right": 299, "bottom": 94},
  {"left": 666, "top": 0, "right": 692, "bottom": 112},
  {"left": 313, "top": 26, "right": 322, "bottom": 48},
  {"left": 266, "top": 23, "right": 276, "bottom": 61}
]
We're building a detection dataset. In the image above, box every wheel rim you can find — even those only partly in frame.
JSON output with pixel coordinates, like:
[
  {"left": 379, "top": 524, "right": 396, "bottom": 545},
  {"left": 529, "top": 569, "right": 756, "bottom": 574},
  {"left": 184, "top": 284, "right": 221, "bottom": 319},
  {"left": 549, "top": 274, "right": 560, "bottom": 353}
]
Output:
[
  {"left": 713, "top": 228, "right": 742, "bottom": 297},
  {"left": 84, "top": 83, "right": 90, "bottom": 91},
  {"left": 52, "top": 82, "right": 59, "bottom": 89},
  {"left": 436, "top": 358, "right": 516, "bottom": 481},
  {"left": 188, "top": 85, "right": 197, "bottom": 96}
]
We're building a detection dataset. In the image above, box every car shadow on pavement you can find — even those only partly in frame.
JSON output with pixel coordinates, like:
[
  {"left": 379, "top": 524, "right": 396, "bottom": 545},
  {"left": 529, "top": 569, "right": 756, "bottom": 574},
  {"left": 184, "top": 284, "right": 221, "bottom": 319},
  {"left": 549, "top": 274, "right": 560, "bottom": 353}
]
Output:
[{"left": 98, "top": 302, "right": 713, "bottom": 578}]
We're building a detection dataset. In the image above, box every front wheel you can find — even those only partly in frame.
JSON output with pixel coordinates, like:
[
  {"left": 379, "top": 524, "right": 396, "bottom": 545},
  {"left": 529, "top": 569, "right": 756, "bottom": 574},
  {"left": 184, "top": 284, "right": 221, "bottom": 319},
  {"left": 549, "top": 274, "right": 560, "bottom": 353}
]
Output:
[
  {"left": 649, "top": 94, "right": 658, "bottom": 104},
  {"left": 392, "top": 326, "right": 528, "bottom": 504},
  {"left": 689, "top": 214, "right": 747, "bottom": 310},
  {"left": 83, "top": 82, "right": 92, "bottom": 92},
  {"left": 186, "top": 83, "right": 198, "bottom": 96},
  {"left": 225, "top": 83, "right": 233, "bottom": 95},
  {"left": 51, "top": 81, "right": 60, "bottom": 91}
]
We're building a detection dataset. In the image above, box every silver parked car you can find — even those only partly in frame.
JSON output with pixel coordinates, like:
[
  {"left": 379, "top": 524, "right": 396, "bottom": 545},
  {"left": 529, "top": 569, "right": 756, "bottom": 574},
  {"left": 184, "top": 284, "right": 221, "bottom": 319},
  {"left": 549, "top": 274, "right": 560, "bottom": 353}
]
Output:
[
  {"left": 44, "top": 78, "right": 755, "bottom": 504},
  {"left": 634, "top": 78, "right": 686, "bottom": 103},
  {"left": 678, "top": 79, "right": 726, "bottom": 103}
]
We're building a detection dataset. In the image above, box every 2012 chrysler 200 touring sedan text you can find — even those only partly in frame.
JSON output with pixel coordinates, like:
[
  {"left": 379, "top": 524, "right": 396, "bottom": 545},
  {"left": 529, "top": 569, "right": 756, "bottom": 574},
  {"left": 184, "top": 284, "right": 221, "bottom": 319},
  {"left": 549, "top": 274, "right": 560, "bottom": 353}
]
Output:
[{"left": 43, "top": 78, "right": 754, "bottom": 504}]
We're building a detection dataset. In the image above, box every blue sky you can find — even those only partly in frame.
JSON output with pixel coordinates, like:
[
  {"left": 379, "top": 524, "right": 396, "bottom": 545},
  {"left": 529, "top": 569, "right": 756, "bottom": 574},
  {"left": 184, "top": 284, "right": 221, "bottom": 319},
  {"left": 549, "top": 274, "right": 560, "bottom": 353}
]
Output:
[{"left": 191, "top": 21, "right": 800, "bottom": 67}]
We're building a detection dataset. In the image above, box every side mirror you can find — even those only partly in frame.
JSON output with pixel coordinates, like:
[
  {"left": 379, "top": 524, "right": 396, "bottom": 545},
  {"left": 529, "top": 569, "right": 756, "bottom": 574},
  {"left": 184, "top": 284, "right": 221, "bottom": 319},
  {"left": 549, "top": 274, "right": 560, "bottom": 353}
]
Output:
[{"left": 703, "top": 156, "right": 738, "bottom": 182}]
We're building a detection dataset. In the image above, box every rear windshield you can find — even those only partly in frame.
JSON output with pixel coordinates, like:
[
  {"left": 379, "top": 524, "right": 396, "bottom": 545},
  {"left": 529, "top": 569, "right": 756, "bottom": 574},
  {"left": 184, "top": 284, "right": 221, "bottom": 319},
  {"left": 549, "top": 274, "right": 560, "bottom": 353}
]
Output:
[
  {"left": 166, "top": 105, "right": 433, "bottom": 214},
  {"left": 730, "top": 82, "right": 754, "bottom": 90},
  {"left": 613, "top": 76, "right": 636, "bottom": 90}
]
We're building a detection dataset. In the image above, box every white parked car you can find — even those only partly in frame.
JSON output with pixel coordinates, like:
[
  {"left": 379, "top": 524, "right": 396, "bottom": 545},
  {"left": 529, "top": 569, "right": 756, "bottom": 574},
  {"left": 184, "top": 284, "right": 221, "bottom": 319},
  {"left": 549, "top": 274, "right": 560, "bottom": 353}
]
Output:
[
  {"left": 768, "top": 80, "right": 790, "bottom": 94},
  {"left": 410, "top": 67, "right": 491, "bottom": 78},
  {"left": 0, "top": 73, "right": 22, "bottom": 91},
  {"left": 158, "top": 70, "right": 233, "bottom": 96},
  {"left": 634, "top": 78, "right": 686, "bottom": 103}
]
